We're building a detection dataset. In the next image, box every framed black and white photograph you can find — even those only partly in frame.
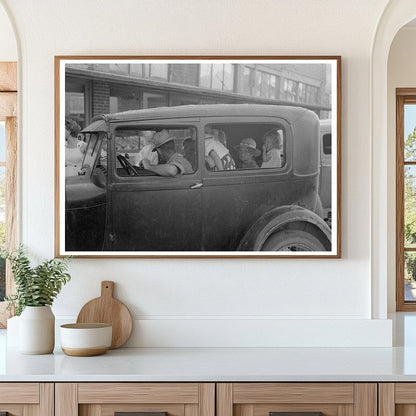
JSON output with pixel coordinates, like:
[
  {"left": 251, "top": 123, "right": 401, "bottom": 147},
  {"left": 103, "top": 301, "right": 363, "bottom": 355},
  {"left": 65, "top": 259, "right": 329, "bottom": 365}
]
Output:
[{"left": 55, "top": 56, "right": 341, "bottom": 258}]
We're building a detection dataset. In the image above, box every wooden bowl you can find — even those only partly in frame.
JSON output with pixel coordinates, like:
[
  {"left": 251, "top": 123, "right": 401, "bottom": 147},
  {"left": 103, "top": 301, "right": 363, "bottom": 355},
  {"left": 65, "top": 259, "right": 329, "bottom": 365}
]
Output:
[{"left": 60, "top": 323, "right": 112, "bottom": 356}]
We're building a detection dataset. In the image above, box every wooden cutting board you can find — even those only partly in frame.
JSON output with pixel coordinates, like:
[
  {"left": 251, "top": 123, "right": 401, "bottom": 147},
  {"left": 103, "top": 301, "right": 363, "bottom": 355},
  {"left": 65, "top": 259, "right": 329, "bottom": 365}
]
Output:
[{"left": 76, "top": 281, "right": 133, "bottom": 349}]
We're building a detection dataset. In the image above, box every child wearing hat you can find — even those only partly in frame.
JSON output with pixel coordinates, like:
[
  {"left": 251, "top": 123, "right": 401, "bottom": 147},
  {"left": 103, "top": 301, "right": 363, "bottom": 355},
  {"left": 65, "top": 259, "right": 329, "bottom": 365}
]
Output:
[{"left": 235, "top": 138, "right": 261, "bottom": 169}]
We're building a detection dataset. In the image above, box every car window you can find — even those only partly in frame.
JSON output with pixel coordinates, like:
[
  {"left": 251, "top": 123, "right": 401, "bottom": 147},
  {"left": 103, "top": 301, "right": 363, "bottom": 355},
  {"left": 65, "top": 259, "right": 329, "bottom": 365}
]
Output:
[
  {"left": 204, "top": 123, "right": 285, "bottom": 171},
  {"left": 114, "top": 126, "right": 197, "bottom": 177},
  {"left": 323, "top": 133, "right": 331, "bottom": 155}
]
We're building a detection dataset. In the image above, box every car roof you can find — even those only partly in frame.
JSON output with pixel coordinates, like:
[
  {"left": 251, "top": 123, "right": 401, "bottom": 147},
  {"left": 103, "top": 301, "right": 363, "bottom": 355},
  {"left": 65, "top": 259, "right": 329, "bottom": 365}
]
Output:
[
  {"left": 83, "top": 104, "right": 312, "bottom": 132},
  {"left": 81, "top": 104, "right": 320, "bottom": 134}
]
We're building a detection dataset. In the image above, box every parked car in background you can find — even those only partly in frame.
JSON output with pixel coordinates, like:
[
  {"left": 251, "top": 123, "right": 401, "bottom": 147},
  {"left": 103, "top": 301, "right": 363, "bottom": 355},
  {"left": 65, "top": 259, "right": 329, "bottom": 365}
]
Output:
[
  {"left": 319, "top": 119, "right": 332, "bottom": 225},
  {"left": 65, "top": 104, "right": 332, "bottom": 253}
]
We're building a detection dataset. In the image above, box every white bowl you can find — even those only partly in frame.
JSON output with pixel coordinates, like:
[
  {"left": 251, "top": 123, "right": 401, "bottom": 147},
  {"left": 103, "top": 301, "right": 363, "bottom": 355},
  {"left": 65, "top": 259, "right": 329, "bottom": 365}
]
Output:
[{"left": 60, "top": 323, "right": 112, "bottom": 356}]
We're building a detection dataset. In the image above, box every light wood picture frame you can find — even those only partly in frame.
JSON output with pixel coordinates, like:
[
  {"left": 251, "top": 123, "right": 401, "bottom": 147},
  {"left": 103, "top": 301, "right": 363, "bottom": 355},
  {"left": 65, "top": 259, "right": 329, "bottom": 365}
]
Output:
[{"left": 55, "top": 56, "right": 341, "bottom": 258}]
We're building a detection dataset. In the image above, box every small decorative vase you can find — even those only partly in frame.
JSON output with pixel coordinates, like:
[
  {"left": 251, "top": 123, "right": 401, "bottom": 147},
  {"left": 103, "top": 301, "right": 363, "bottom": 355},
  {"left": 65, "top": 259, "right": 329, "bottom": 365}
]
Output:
[{"left": 19, "top": 306, "right": 55, "bottom": 354}]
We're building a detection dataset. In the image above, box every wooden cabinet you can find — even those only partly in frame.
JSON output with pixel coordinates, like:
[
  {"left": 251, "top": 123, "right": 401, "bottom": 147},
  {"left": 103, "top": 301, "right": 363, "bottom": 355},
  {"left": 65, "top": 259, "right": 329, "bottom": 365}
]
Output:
[
  {"left": 379, "top": 383, "right": 416, "bottom": 416},
  {"left": 0, "top": 381, "right": 411, "bottom": 416},
  {"left": 0, "top": 383, "right": 53, "bottom": 415},
  {"left": 217, "top": 383, "right": 377, "bottom": 416},
  {"left": 55, "top": 383, "right": 215, "bottom": 416}
]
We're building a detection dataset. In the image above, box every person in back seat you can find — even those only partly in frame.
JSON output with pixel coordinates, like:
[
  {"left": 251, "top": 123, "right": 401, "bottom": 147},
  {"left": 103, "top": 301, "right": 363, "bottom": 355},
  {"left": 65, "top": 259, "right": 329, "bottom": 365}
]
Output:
[
  {"left": 204, "top": 134, "right": 235, "bottom": 171},
  {"left": 235, "top": 138, "right": 261, "bottom": 169},
  {"left": 183, "top": 137, "right": 196, "bottom": 171}
]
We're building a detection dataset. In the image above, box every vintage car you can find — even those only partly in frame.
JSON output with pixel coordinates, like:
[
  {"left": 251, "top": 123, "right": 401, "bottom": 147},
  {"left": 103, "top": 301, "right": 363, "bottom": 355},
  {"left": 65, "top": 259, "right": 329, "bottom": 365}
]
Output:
[{"left": 65, "top": 104, "right": 332, "bottom": 253}]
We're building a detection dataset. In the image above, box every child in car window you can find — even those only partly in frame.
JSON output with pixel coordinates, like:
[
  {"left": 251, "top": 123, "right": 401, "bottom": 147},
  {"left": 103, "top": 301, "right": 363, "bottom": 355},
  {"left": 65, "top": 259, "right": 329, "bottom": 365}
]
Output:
[
  {"left": 204, "top": 134, "right": 236, "bottom": 171},
  {"left": 261, "top": 130, "right": 282, "bottom": 168},
  {"left": 235, "top": 138, "right": 261, "bottom": 169}
]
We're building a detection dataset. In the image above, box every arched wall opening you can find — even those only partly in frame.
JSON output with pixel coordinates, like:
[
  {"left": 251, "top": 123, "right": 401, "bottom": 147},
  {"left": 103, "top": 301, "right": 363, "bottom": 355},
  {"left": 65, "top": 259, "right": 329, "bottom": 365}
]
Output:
[
  {"left": 372, "top": 1, "right": 416, "bottom": 319},
  {"left": 387, "top": 19, "right": 416, "bottom": 313}
]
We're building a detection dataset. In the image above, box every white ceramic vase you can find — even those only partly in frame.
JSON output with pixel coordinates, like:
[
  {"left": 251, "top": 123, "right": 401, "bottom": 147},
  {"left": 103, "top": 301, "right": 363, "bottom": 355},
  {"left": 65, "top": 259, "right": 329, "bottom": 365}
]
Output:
[{"left": 19, "top": 306, "right": 55, "bottom": 354}]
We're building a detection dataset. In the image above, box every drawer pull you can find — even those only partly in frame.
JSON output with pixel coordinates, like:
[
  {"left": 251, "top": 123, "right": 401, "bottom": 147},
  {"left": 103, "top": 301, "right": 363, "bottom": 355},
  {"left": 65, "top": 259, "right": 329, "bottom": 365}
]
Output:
[
  {"left": 115, "top": 413, "right": 168, "bottom": 416},
  {"left": 270, "top": 413, "right": 323, "bottom": 416}
]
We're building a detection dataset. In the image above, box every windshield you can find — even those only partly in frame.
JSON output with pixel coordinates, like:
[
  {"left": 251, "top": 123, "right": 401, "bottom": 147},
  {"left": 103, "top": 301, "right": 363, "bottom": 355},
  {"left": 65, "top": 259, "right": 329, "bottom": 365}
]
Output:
[{"left": 80, "top": 132, "right": 105, "bottom": 174}]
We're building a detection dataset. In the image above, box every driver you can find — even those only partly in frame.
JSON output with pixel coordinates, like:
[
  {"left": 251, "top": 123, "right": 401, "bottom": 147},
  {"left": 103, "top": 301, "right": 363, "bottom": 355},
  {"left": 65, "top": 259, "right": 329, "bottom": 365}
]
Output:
[
  {"left": 141, "top": 130, "right": 193, "bottom": 177},
  {"left": 129, "top": 131, "right": 158, "bottom": 167}
]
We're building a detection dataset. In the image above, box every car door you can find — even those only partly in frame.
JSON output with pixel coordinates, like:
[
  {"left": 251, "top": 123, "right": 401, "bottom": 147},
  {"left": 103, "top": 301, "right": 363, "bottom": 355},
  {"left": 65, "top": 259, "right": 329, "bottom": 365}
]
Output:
[
  {"left": 107, "top": 120, "right": 203, "bottom": 252},
  {"left": 200, "top": 117, "right": 293, "bottom": 251},
  {"left": 65, "top": 127, "right": 108, "bottom": 252}
]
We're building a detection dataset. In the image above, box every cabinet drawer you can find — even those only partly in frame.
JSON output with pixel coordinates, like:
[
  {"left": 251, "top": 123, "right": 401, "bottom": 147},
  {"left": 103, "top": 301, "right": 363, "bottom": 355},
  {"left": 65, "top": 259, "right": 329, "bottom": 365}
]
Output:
[
  {"left": 217, "top": 383, "right": 376, "bottom": 416},
  {"left": 78, "top": 383, "right": 200, "bottom": 404},
  {"left": 56, "top": 383, "right": 215, "bottom": 416}
]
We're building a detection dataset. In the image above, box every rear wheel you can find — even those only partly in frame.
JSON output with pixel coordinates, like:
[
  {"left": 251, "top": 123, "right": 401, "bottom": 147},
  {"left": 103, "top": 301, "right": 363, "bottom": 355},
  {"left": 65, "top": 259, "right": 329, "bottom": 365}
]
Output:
[{"left": 261, "top": 229, "right": 326, "bottom": 251}]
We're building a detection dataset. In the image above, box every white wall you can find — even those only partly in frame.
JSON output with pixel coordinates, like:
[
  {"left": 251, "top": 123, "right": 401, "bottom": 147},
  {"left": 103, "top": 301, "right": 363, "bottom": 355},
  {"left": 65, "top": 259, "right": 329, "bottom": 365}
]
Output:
[
  {"left": 0, "top": 0, "right": 394, "bottom": 347},
  {"left": 387, "top": 26, "right": 416, "bottom": 312},
  {"left": 0, "top": 3, "right": 16, "bottom": 61}
]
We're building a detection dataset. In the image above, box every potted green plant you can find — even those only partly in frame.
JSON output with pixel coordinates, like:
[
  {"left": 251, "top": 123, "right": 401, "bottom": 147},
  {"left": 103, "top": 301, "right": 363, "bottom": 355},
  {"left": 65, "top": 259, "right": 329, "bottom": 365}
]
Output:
[{"left": 5, "top": 246, "right": 71, "bottom": 354}]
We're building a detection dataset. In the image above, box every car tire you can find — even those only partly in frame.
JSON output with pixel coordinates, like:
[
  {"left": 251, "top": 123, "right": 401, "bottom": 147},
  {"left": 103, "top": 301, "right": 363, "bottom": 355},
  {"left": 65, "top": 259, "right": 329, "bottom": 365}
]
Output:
[{"left": 261, "top": 229, "right": 327, "bottom": 252}]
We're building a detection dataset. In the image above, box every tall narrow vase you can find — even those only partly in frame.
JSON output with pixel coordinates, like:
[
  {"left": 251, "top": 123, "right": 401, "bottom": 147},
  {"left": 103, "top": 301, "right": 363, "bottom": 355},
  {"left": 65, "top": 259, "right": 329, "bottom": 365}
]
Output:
[{"left": 19, "top": 306, "right": 55, "bottom": 354}]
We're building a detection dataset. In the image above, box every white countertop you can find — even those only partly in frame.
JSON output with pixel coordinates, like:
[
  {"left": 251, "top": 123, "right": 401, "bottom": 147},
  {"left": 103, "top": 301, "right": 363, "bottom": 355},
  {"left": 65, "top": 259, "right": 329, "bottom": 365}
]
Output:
[
  {"left": 2, "top": 345, "right": 416, "bottom": 382},
  {"left": 3, "top": 313, "right": 416, "bottom": 382}
]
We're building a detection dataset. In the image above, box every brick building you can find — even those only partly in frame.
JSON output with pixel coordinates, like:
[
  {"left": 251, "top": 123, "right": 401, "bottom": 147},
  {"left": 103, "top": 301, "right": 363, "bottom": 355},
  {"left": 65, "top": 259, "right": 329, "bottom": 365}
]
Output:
[{"left": 65, "top": 62, "right": 332, "bottom": 129}]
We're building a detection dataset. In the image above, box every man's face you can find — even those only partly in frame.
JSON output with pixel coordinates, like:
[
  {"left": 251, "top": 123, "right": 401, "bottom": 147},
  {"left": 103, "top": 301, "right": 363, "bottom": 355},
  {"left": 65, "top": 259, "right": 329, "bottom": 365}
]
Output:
[{"left": 155, "top": 146, "right": 168, "bottom": 163}]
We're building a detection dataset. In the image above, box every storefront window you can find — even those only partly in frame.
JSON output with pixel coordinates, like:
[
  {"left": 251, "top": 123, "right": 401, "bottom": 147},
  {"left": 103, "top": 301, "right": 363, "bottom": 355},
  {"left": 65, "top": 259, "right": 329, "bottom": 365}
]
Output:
[
  {"left": 254, "top": 71, "right": 261, "bottom": 97},
  {"left": 129, "top": 64, "right": 145, "bottom": 77},
  {"left": 269, "top": 76, "right": 277, "bottom": 99},
  {"left": 142, "top": 92, "right": 168, "bottom": 108},
  {"left": 223, "top": 64, "right": 234, "bottom": 91},
  {"left": 108, "top": 64, "right": 129, "bottom": 74},
  {"left": 199, "top": 64, "right": 212, "bottom": 88},
  {"left": 170, "top": 93, "right": 199, "bottom": 107},
  {"left": 283, "top": 79, "right": 298, "bottom": 102},
  {"left": 306, "top": 85, "right": 318, "bottom": 104},
  {"left": 65, "top": 92, "right": 85, "bottom": 129},
  {"left": 150, "top": 64, "right": 168, "bottom": 81},
  {"left": 109, "top": 96, "right": 118, "bottom": 113},
  {"left": 260, "top": 73, "right": 269, "bottom": 97},
  {"left": 109, "top": 84, "right": 142, "bottom": 112},
  {"left": 242, "top": 66, "right": 252, "bottom": 95},
  {"left": 211, "top": 64, "right": 224, "bottom": 90},
  {"left": 298, "top": 82, "right": 306, "bottom": 102},
  {"left": 200, "top": 64, "right": 234, "bottom": 91},
  {"left": 170, "top": 64, "right": 199, "bottom": 86}
]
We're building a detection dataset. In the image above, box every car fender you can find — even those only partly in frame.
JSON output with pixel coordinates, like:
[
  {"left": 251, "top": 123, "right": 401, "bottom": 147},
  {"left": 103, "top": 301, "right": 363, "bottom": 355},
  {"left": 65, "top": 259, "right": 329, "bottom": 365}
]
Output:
[{"left": 238, "top": 205, "right": 331, "bottom": 251}]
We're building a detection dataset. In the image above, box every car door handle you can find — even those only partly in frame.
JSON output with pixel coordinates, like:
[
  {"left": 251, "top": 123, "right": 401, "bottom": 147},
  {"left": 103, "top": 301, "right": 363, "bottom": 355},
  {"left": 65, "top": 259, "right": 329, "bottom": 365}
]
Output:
[{"left": 190, "top": 182, "right": 203, "bottom": 189}]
